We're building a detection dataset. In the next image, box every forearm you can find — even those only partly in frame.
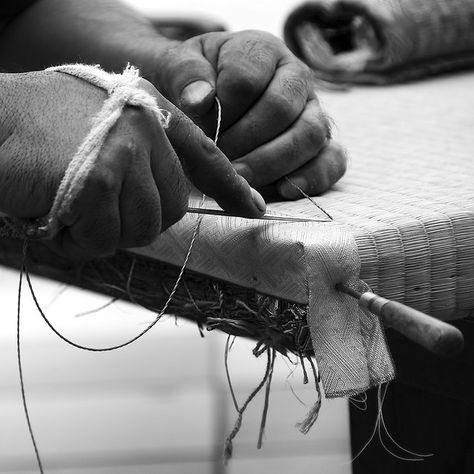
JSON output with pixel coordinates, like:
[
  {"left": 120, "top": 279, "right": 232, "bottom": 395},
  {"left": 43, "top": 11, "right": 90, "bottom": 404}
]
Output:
[{"left": 0, "top": 0, "right": 176, "bottom": 79}]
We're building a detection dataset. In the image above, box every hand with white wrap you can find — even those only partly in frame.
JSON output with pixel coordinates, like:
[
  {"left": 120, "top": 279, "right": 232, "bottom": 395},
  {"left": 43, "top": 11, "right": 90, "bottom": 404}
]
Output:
[{"left": 0, "top": 70, "right": 265, "bottom": 258}]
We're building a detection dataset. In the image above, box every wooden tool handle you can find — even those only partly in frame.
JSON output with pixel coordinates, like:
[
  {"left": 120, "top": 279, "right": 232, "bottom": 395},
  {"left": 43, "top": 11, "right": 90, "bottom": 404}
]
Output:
[{"left": 359, "top": 292, "right": 464, "bottom": 358}]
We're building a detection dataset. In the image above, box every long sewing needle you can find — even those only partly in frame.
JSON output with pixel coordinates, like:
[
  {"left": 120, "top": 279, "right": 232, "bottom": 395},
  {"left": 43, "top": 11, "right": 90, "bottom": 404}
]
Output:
[{"left": 187, "top": 207, "right": 328, "bottom": 223}]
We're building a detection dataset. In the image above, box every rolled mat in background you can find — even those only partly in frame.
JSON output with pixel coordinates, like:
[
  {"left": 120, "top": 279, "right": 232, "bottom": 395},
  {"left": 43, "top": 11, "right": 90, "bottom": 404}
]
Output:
[{"left": 283, "top": 0, "right": 474, "bottom": 84}]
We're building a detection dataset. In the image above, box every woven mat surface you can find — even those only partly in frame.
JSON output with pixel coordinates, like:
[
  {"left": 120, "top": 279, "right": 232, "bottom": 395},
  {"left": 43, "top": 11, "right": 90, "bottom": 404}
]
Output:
[
  {"left": 137, "top": 71, "right": 474, "bottom": 321},
  {"left": 135, "top": 72, "right": 474, "bottom": 396},
  {"left": 292, "top": 71, "right": 474, "bottom": 319},
  {"left": 284, "top": 0, "right": 474, "bottom": 83}
]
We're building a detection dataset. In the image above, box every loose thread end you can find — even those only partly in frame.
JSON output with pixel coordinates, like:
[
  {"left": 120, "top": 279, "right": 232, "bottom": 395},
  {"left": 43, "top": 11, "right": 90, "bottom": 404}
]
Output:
[
  {"left": 223, "top": 441, "right": 233, "bottom": 465},
  {"left": 223, "top": 412, "right": 242, "bottom": 465},
  {"left": 296, "top": 398, "right": 322, "bottom": 435}
]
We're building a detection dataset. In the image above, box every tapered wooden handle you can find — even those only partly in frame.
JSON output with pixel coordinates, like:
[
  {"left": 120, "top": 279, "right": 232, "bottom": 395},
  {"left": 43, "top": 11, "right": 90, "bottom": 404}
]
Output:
[{"left": 359, "top": 292, "right": 464, "bottom": 358}]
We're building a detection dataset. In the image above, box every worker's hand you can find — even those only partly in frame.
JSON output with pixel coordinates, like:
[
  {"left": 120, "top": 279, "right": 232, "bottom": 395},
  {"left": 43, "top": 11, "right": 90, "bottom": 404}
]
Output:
[
  {"left": 0, "top": 70, "right": 265, "bottom": 258},
  {"left": 154, "top": 30, "right": 347, "bottom": 200}
]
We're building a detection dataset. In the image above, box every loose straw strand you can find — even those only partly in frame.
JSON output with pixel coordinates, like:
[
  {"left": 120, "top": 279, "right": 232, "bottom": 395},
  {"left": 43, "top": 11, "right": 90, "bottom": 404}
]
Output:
[{"left": 223, "top": 344, "right": 275, "bottom": 463}]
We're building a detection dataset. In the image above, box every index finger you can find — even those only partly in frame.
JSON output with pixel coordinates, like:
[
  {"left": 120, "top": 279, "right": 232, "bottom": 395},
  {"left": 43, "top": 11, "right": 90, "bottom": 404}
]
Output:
[{"left": 164, "top": 106, "right": 266, "bottom": 217}]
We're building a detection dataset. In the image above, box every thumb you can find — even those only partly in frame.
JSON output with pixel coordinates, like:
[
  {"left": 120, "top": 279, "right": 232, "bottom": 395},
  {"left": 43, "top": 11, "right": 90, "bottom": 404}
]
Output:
[{"left": 158, "top": 40, "right": 217, "bottom": 118}]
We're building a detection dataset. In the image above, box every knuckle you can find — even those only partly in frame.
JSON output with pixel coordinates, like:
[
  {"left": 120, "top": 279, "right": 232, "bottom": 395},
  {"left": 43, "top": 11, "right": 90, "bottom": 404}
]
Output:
[
  {"left": 266, "top": 72, "right": 310, "bottom": 125},
  {"left": 278, "top": 74, "right": 308, "bottom": 105},
  {"left": 221, "top": 34, "right": 277, "bottom": 97},
  {"left": 302, "top": 115, "right": 328, "bottom": 151},
  {"left": 243, "top": 38, "right": 270, "bottom": 62},
  {"left": 240, "top": 30, "right": 280, "bottom": 51}
]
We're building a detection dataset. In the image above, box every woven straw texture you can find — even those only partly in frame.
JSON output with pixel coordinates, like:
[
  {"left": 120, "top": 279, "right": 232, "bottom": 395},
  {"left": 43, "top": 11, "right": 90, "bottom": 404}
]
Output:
[
  {"left": 284, "top": 0, "right": 474, "bottom": 83},
  {"left": 267, "top": 71, "right": 474, "bottom": 322},
  {"left": 315, "top": 71, "right": 474, "bottom": 320},
  {"left": 135, "top": 70, "right": 474, "bottom": 397}
]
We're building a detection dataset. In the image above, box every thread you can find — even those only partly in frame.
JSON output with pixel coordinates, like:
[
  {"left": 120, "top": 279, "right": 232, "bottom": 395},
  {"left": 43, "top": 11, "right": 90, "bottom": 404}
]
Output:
[
  {"left": 284, "top": 176, "right": 333, "bottom": 220},
  {"left": 350, "top": 392, "right": 368, "bottom": 411},
  {"left": 376, "top": 385, "right": 433, "bottom": 462},
  {"left": 17, "top": 243, "right": 44, "bottom": 474},
  {"left": 350, "top": 383, "right": 433, "bottom": 464}
]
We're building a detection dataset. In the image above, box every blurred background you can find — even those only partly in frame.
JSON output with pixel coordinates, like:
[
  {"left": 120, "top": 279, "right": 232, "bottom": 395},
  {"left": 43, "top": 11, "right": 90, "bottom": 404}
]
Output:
[{"left": 0, "top": 1, "right": 351, "bottom": 473}]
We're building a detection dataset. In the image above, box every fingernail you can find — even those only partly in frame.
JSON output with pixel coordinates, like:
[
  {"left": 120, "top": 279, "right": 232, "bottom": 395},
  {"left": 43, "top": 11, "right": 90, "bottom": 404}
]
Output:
[
  {"left": 251, "top": 187, "right": 266, "bottom": 213},
  {"left": 181, "top": 81, "right": 213, "bottom": 108},
  {"left": 278, "top": 176, "right": 308, "bottom": 200}
]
